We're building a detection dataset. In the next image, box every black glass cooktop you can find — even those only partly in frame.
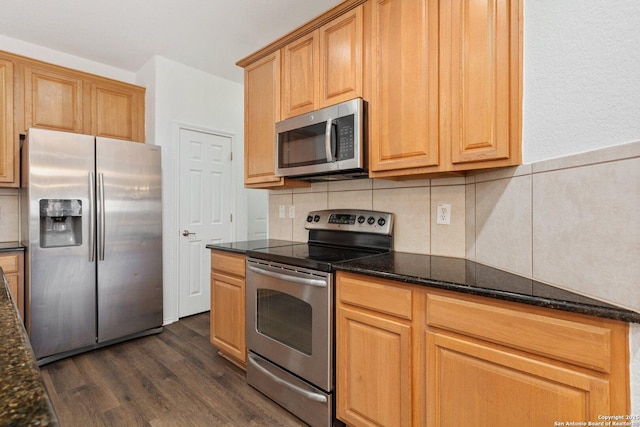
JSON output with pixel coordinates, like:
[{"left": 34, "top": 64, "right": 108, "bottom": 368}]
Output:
[{"left": 247, "top": 243, "right": 387, "bottom": 272}]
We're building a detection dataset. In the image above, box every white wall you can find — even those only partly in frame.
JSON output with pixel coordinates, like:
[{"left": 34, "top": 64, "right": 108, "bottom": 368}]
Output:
[
  {"left": 0, "top": 34, "right": 136, "bottom": 83},
  {"left": 522, "top": 0, "right": 640, "bottom": 163},
  {"left": 136, "top": 56, "right": 267, "bottom": 325}
]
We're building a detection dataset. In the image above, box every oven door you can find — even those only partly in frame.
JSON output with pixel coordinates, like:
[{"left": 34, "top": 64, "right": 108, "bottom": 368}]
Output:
[{"left": 246, "top": 258, "right": 333, "bottom": 392}]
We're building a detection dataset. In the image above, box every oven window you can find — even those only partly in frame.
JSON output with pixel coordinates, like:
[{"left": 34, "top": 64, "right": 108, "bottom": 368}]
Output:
[
  {"left": 278, "top": 122, "right": 328, "bottom": 168},
  {"left": 256, "top": 289, "right": 312, "bottom": 355}
]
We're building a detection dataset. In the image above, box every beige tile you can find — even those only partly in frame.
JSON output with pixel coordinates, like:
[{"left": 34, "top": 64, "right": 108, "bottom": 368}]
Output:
[
  {"left": 470, "top": 164, "right": 532, "bottom": 183},
  {"left": 475, "top": 175, "right": 532, "bottom": 276},
  {"left": 292, "top": 181, "right": 328, "bottom": 194},
  {"left": 373, "top": 187, "right": 430, "bottom": 254},
  {"left": 430, "top": 185, "right": 466, "bottom": 257},
  {"left": 465, "top": 183, "right": 476, "bottom": 260},
  {"left": 431, "top": 176, "right": 466, "bottom": 186},
  {"left": 372, "top": 178, "right": 430, "bottom": 189},
  {"left": 327, "top": 190, "right": 372, "bottom": 210},
  {"left": 292, "top": 192, "right": 328, "bottom": 242},
  {"left": 0, "top": 195, "right": 19, "bottom": 242},
  {"left": 532, "top": 140, "right": 640, "bottom": 174},
  {"left": 268, "top": 193, "right": 293, "bottom": 241},
  {"left": 532, "top": 157, "right": 640, "bottom": 312},
  {"left": 328, "top": 179, "right": 373, "bottom": 192}
]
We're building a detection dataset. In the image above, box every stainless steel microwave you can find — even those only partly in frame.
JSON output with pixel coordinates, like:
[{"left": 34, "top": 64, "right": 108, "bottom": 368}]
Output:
[{"left": 275, "top": 98, "right": 367, "bottom": 180}]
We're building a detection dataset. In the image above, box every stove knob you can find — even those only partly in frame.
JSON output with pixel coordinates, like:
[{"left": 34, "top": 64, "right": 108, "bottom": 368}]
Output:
[
  {"left": 378, "top": 217, "right": 386, "bottom": 227},
  {"left": 314, "top": 215, "right": 321, "bottom": 222},
  {"left": 306, "top": 215, "right": 314, "bottom": 223},
  {"left": 357, "top": 215, "right": 365, "bottom": 224},
  {"left": 367, "top": 216, "right": 375, "bottom": 225}
]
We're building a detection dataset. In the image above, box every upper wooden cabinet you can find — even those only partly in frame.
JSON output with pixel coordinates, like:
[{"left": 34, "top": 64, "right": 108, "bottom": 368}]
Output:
[
  {"left": 0, "top": 50, "right": 146, "bottom": 187},
  {"left": 443, "top": 0, "right": 522, "bottom": 171},
  {"left": 369, "top": 0, "right": 440, "bottom": 175},
  {"left": 89, "top": 80, "right": 145, "bottom": 142},
  {"left": 281, "top": 4, "right": 364, "bottom": 119},
  {"left": 0, "top": 58, "right": 16, "bottom": 185},
  {"left": 243, "top": 52, "right": 307, "bottom": 189},
  {"left": 23, "top": 63, "right": 85, "bottom": 134},
  {"left": 369, "top": 0, "right": 522, "bottom": 178}
]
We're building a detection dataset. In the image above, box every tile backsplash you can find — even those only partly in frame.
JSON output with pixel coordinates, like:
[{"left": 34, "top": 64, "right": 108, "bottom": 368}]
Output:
[
  {"left": 269, "top": 140, "right": 640, "bottom": 313},
  {"left": 0, "top": 189, "right": 19, "bottom": 242}
]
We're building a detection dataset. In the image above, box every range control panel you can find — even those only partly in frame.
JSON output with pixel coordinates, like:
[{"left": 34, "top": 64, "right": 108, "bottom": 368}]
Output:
[{"left": 305, "top": 209, "right": 394, "bottom": 235}]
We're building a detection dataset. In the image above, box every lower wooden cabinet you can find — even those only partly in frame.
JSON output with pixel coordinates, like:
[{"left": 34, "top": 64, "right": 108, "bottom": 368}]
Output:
[
  {"left": 209, "top": 250, "right": 246, "bottom": 368},
  {"left": 335, "top": 271, "right": 630, "bottom": 427},
  {"left": 0, "top": 251, "right": 24, "bottom": 320}
]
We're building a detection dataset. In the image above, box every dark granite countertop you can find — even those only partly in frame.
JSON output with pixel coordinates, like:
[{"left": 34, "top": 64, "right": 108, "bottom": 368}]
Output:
[
  {"left": 0, "top": 268, "right": 58, "bottom": 426},
  {"left": 0, "top": 241, "right": 25, "bottom": 253},
  {"left": 206, "top": 240, "right": 639, "bottom": 324},
  {"left": 334, "top": 252, "right": 640, "bottom": 324},
  {"left": 206, "top": 239, "right": 296, "bottom": 254}
]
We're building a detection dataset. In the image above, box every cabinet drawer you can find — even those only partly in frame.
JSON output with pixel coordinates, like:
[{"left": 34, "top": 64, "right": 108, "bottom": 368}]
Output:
[
  {"left": 426, "top": 292, "right": 615, "bottom": 373},
  {"left": 210, "top": 251, "right": 245, "bottom": 278},
  {"left": 0, "top": 254, "right": 19, "bottom": 273},
  {"left": 337, "top": 272, "right": 413, "bottom": 320}
]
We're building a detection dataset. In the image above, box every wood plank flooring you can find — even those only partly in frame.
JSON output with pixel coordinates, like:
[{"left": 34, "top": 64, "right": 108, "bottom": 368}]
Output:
[{"left": 40, "top": 312, "right": 307, "bottom": 427}]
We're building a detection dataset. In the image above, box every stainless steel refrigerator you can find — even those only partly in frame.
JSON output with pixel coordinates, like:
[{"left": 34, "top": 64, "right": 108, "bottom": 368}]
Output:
[{"left": 20, "top": 128, "right": 163, "bottom": 365}]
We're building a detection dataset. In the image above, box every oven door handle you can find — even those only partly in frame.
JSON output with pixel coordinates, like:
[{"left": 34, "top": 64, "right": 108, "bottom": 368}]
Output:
[
  {"left": 248, "top": 353, "right": 328, "bottom": 403},
  {"left": 247, "top": 264, "right": 327, "bottom": 288}
]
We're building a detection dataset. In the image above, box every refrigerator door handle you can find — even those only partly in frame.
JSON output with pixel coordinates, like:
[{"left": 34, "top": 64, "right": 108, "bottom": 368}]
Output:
[
  {"left": 98, "top": 172, "right": 106, "bottom": 261},
  {"left": 88, "top": 172, "right": 96, "bottom": 262}
]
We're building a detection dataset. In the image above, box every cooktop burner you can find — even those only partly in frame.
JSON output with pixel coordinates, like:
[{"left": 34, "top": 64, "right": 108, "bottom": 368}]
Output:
[{"left": 247, "top": 209, "right": 394, "bottom": 272}]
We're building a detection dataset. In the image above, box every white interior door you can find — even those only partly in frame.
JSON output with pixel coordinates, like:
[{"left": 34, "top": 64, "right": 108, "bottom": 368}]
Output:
[{"left": 179, "top": 127, "right": 233, "bottom": 317}]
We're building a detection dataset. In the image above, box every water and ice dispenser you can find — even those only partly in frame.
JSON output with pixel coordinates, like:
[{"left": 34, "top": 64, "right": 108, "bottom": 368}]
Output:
[{"left": 39, "top": 199, "right": 83, "bottom": 248}]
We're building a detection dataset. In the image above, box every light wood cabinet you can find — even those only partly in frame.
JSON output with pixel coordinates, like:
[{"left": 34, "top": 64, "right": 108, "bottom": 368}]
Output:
[
  {"left": 209, "top": 250, "right": 247, "bottom": 368},
  {"left": 369, "top": 0, "right": 440, "bottom": 176},
  {"left": 336, "top": 272, "right": 416, "bottom": 427},
  {"left": 0, "top": 50, "right": 146, "bottom": 186},
  {"left": 281, "top": 4, "right": 364, "bottom": 120},
  {"left": 0, "top": 251, "right": 25, "bottom": 320},
  {"left": 0, "top": 58, "right": 16, "bottom": 186},
  {"left": 335, "top": 271, "right": 630, "bottom": 427},
  {"left": 89, "top": 80, "right": 145, "bottom": 142},
  {"left": 442, "top": 0, "right": 522, "bottom": 171},
  {"left": 23, "top": 63, "right": 85, "bottom": 134},
  {"left": 242, "top": 52, "right": 309, "bottom": 189},
  {"left": 369, "top": 0, "right": 522, "bottom": 178}
]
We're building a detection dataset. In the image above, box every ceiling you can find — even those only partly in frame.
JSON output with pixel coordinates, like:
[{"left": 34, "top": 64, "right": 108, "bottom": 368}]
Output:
[{"left": 0, "top": 0, "right": 342, "bottom": 84}]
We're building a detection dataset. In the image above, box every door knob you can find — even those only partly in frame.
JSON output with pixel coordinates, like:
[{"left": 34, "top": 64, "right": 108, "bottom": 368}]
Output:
[{"left": 182, "top": 229, "right": 195, "bottom": 237}]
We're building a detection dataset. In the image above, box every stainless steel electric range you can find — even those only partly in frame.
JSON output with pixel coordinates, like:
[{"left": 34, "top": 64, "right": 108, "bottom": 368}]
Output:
[{"left": 245, "top": 209, "right": 394, "bottom": 427}]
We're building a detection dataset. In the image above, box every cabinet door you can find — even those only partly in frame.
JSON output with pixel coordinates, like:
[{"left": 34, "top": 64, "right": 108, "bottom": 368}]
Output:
[
  {"left": 89, "top": 81, "right": 145, "bottom": 142},
  {"left": 426, "top": 331, "right": 611, "bottom": 427},
  {"left": 210, "top": 272, "right": 246, "bottom": 364},
  {"left": 0, "top": 252, "right": 24, "bottom": 319},
  {"left": 319, "top": 5, "right": 363, "bottom": 108},
  {"left": 24, "top": 65, "right": 84, "bottom": 133},
  {"left": 0, "top": 58, "right": 15, "bottom": 185},
  {"left": 244, "top": 52, "right": 283, "bottom": 187},
  {"left": 282, "top": 32, "right": 319, "bottom": 119},
  {"left": 337, "top": 305, "right": 412, "bottom": 427},
  {"left": 369, "top": 0, "right": 440, "bottom": 176},
  {"left": 443, "top": 0, "right": 522, "bottom": 169}
]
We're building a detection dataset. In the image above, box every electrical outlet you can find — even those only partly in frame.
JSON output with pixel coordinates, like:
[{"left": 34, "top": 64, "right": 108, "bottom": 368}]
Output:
[
  {"left": 288, "top": 205, "right": 295, "bottom": 219},
  {"left": 436, "top": 203, "right": 451, "bottom": 225},
  {"left": 279, "top": 205, "right": 285, "bottom": 219}
]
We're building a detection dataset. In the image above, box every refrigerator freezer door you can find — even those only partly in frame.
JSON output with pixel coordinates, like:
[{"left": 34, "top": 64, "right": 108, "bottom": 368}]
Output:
[
  {"left": 96, "top": 138, "right": 162, "bottom": 342},
  {"left": 25, "top": 129, "right": 97, "bottom": 359}
]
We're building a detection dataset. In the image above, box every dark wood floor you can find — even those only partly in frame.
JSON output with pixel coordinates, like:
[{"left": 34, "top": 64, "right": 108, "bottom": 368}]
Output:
[{"left": 40, "top": 312, "right": 307, "bottom": 427}]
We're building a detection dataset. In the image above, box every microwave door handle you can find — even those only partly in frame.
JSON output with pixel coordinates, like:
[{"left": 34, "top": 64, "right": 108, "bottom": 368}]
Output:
[{"left": 324, "top": 120, "right": 334, "bottom": 162}]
